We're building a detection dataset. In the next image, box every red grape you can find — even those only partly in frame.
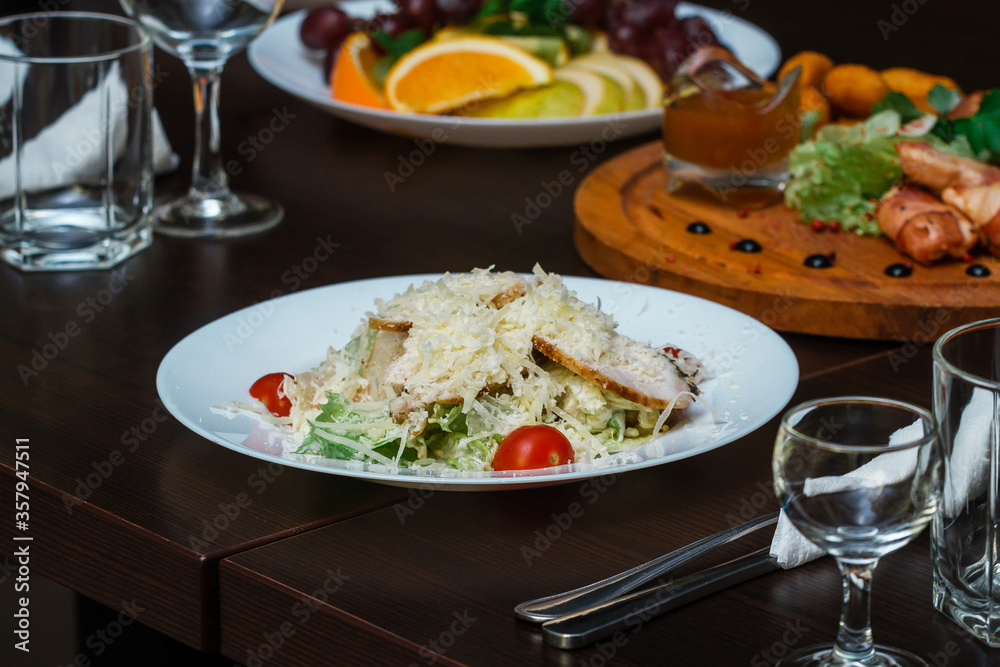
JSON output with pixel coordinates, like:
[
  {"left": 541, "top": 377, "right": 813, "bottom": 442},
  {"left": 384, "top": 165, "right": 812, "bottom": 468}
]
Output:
[
  {"left": 402, "top": 0, "right": 439, "bottom": 34},
  {"left": 618, "top": 0, "right": 677, "bottom": 30},
  {"left": 300, "top": 5, "right": 353, "bottom": 51},
  {"left": 608, "top": 23, "right": 644, "bottom": 57},
  {"left": 649, "top": 27, "right": 689, "bottom": 79},
  {"left": 569, "top": 0, "right": 608, "bottom": 28},
  {"left": 605, "top": 0, "right": 626, "bottom": 30},
  {"left": 436, "top": 0, "right": 481, "bottom": 25},
  {"left": 680, "top": 15, "right": 718, "bottom": 48}
]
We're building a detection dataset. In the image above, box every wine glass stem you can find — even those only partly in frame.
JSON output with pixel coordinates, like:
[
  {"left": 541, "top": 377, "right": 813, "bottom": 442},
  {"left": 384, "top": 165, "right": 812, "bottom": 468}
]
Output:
[
  {"left": 832, "top": 558, "right": 878, "bottom": 664},
  {"left": 186, "top": 62, "right": 230, "bottom": 201}
]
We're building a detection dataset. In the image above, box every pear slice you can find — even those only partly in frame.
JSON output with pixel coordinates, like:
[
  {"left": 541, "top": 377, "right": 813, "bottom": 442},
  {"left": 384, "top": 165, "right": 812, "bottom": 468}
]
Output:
[
  {"left": 562, "top": 59, "right": 639, "bottom": 110},
  {"left": 553, "top": 67, "right": 624, "bottom": 115},
  {"left": 578, "top": 53, "right": 665, "bottom": 110},
  {"left": 452, "top": 80, "right": 584, "bottom": 118}
]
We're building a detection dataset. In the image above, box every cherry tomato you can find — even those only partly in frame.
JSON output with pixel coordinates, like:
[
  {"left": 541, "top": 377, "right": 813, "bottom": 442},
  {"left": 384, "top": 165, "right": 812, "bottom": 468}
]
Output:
[
  {"left": 249, "top": 373, "right": 293, "bottom": 417},
  {"left": 492, "top": 425, "right": 575, "bottom": 471}
]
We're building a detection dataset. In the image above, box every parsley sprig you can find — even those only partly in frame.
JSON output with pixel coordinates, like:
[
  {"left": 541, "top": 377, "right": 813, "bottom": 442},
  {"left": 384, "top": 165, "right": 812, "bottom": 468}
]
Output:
[{"left": 372, "top": 29, "right": 428, "bottom": 86}]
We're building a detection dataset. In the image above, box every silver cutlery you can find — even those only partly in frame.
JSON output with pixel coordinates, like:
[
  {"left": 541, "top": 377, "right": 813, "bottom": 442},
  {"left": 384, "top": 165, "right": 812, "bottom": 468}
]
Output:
[
  {"left": 541, "top": 547, "right": 780, "bottom": 648},
  {"left": 515, "top": 511, "right": 780, "bottom": 624}
]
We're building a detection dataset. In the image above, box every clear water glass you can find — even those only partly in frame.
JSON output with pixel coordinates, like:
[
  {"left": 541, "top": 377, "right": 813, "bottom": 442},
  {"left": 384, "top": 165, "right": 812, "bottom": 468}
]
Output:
[
  {"left": 773, "top": 397, "right": 941, "bottom": 667},
  {"left": 0, "top": 12, "right": 153, "bottom": 271},
  {"left": 119, "top": 0, "right": 284, "bottom": 238},
  {"left": 932, "top": 317, "right": 1000, "bottom": 646}
]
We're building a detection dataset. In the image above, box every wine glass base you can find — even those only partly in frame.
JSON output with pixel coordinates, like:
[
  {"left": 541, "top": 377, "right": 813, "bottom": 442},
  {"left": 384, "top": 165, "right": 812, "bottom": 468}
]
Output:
[
  {"left": 778, "top": 644, "right": 929, "bottom": 667},
  {"left": 153, "top": 192, "right": 283, "bottom": 239}
]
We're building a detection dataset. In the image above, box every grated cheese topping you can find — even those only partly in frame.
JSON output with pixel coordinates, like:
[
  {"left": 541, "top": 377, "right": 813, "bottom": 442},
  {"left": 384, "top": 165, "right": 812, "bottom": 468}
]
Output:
[{"left": 281, "top": 266, "right": 705, "bottom": 471}]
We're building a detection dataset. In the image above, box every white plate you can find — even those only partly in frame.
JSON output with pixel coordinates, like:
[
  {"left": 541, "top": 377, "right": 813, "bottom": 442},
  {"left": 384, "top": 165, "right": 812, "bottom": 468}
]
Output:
[
  {"left": 247, "top": 1, "right": 781, "bottom": 148},
  {"left": 157, "top": 274, "right": 798, "bottom": 490}
]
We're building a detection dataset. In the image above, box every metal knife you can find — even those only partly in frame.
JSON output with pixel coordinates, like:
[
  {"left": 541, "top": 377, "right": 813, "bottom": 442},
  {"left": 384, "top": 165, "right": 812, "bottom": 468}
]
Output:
[
  {"left": 515, "top": 511, "right": 780, "bottom": 623},
  {"left": 541, "top": 547, "right": 780, "bottom": 649}
]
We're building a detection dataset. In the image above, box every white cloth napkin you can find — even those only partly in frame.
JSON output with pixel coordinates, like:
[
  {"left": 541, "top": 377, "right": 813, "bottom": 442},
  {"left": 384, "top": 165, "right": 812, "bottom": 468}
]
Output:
[
  {"left": 769, "top": 420, "right": 925, "bottom": 569},
  {"left": 942, "top": 387, "right": 994, "bottom": 518},
  {"left": 0, "top": 39, "right": 177, "bottom": 200}
]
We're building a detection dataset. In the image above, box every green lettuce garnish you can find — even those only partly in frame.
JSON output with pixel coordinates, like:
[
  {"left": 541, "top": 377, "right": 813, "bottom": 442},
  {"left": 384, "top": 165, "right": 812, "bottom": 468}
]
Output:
[
  {"left": 427, "top": 402, "right": 465, "bottom": 432},
  {"left": 297, "top": 396, "right": 496, "bottom": 468},
  {"left": 872, "top": 85, "right": 1000, "bottom": 163},
  {"left": 785, "top": 90, "right": 992, "bottom": 236},
  {"left": 297, "top": 393, "right": 406, "bottom": 461},
  {"left": 422, "top": 402, "right": 502, "bottom": 469},
  {"left": 784, "top": 110, "right": 904, "bottom": 236}
]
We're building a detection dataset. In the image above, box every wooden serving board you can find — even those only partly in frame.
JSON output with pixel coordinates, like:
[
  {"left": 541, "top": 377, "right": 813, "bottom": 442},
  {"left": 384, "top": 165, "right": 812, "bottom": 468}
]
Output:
[{"left": 574, "top": 141, "right": 1000, "bottom": 341}]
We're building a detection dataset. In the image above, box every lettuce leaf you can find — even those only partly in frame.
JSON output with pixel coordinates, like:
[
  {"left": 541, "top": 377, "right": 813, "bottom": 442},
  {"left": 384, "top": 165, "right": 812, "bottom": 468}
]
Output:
[
  {"left": 784, "top": 111, "right": 905, "bottom": 236},
  {"left": 424, "top": 402, "right": 500, "bottom": 469},
  {"left": 297, "top": 393, "right": 403, "bottom": 461},
  {"left": 297, "top": 397, "right": 487, "bottom": 467},
  {"left": 427, "top": 402, "right": 466, "bottom": 433}
]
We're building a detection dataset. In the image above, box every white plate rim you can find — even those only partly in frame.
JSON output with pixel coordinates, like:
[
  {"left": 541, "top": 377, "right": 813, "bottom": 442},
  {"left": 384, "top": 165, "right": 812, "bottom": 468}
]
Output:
[{"left": 156, "top": 274, "right": 799, "bottom": 490}]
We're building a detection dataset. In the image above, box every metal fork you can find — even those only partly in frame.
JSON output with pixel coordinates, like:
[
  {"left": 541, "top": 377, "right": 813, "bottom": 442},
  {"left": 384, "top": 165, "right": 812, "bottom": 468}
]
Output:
[
  {"left": 514, "top": 511, "right": 780, "bottom": 623},
  {"left": 541, "top": 547, "right": 779, "bottom": 648}
]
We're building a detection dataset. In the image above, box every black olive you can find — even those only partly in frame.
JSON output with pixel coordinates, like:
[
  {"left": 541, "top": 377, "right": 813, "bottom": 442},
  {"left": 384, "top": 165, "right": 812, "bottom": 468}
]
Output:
[
  {"left": 732, "top": 239, "right": 762, "bottom": 253},
  {"left": 966, "top": 264, "right": 991, "bottom": 278},
  {"left": 804, "top": 254, "right": 833, "bottom": 269},
  {"left": 884, "top": 263, "right": 913, "bottom": 278},
  {"left": 686, "top": 221, "right": 711, "bottom": 235}
]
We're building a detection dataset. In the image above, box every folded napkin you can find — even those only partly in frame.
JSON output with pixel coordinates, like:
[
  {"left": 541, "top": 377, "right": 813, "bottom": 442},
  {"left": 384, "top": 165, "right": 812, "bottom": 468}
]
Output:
[
  {"left": 0, "top": 39, "right": 177, "bottom": 200},
  {"left": 942, "top": 387, "right": 994, "bottom": 518},
  {"left": 770, "top": 420, "right": 925, "bottom": 569}
]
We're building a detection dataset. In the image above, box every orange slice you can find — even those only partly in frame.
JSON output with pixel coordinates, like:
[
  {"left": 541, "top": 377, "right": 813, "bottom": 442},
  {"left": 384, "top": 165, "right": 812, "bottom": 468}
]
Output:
[
  {"left": 330, "top": 33, "right": 387, "bottom": 109},
  {"left": 383, "top": 36, "right": 553, "bottom": 114}
]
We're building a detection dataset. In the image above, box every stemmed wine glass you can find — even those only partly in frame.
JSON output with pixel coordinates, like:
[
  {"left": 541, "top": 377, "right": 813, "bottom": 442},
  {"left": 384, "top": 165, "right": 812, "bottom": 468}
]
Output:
[
  {"left": 773, "top": 397, "right": 941, "bottom": 667},
  {"left": 120, "top": 0, "right": 285, "bottom": 237}
]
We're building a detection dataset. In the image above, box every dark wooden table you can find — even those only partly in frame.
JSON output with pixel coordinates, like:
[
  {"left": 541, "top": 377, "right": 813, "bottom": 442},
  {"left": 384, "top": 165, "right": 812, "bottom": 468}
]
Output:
[{"left": 3, "top": 0, "right": 999, "bottom": 665}]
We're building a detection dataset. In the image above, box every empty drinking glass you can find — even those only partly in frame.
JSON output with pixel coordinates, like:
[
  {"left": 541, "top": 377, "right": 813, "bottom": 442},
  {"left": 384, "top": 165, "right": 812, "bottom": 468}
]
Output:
[
  {"left": 773, "top": 397, "right": 941, "bottom": 666},
  {"left": 119, "top": 0, "right": 284, "bottom": 238},
  {"left": 0, "top": 12, "right": 153, "bottom": 271},
  {"left": 932, "top": 317, "right": 1000, "bottom": 646}
]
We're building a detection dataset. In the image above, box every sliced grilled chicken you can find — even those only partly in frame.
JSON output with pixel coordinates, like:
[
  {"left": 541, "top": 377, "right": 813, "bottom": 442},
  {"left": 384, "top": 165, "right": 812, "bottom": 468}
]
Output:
[
  {"left": 490, "top": 279, "right": 527, "bottom": 309},
  {"left": 369, "top": 316, "right": 413, "bottom": 332},
  {"left": 361, "top": 330, "right": 407, "bottom": 400},
  {"left": 532, "top": 334, "right": 697, "bottom": 411},
  {"left": 662, "top": 345, "right": 710, "bottom": 385}
]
